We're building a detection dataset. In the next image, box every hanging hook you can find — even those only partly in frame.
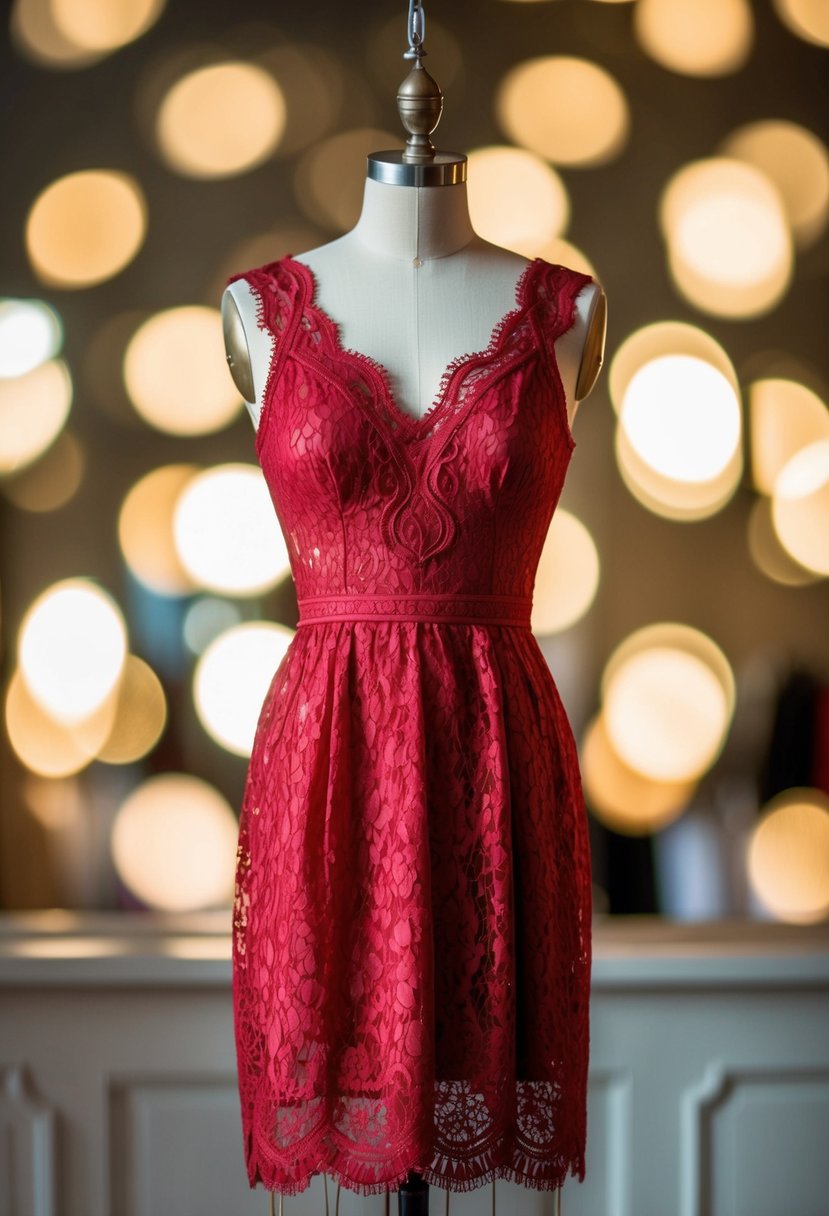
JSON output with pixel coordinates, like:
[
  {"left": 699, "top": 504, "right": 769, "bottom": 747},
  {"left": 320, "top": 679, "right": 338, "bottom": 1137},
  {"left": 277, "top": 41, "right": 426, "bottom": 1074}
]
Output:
[{"left": 403, "top": 0, "right": 426, "bottom": 60}]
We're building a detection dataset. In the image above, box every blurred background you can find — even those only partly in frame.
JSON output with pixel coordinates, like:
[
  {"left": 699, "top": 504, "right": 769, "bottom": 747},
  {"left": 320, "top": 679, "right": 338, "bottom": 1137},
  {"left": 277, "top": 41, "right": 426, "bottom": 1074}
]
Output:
[{"left": 0, "top": 0, "right": 827, "bottom": 925}]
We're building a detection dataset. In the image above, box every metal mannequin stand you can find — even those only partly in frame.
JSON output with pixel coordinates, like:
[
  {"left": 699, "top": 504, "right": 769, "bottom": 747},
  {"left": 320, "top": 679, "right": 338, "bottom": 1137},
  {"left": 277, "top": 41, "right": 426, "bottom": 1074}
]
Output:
[
  {"left": 398, "top": 1169, "right": 430, "bottom": 1215},
  {"left": 267, "top": 1177, "right": 564, "bottom": 1214}
]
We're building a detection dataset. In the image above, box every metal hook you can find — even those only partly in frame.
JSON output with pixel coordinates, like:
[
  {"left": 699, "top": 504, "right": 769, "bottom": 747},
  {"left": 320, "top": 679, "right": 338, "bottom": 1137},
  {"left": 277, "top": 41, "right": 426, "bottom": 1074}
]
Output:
[{"left": 404, "top": 0, "right": 426, "bottom": 59}]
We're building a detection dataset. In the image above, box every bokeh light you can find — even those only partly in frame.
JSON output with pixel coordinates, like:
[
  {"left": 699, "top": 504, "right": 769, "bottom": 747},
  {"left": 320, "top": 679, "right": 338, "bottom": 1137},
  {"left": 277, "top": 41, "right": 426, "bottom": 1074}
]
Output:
[
  {"left": 609, "top": 320, "right": 740, "bottom": 413},
  {"left": 25, "top": 170, "right": 147, "bottom": 287},
  {"left": 467, "top": 146, "right": 569, "bottom": 257},
  {"left": 581, "top": 711, "right": 696, "bottom": 835},
  {"left": 193, "top": 622, "right": 293, "bottom": 756},
  {"left": 772, "top": 0, "right": 829, "bottom": 48},
  {"left": 610, "top": 326, "right": 743, "bottom": 520},
  {"left": 83, "top": 308, "right": 150, "bottom": 427},
  {"left": 771, "top": 438, "right": 829, "bottom": 576},
  {"left": 615, "top": 429, "right": 742, "bottom": 520},
  {"left": 11, "top": 0, "right": 106, "bottom": 69},
  {"left": 7, "top": 650, "right": 166, "bottom": 775},
  {"left": 295, "top": 128, "right": 401, "bottom": 231},
  {"left": 532, "top": 510, "right": 601, "bottom": 634},
  {"left": 118, "top": 464, "right": 199, "bottom": 596},
  {"left": 0, "top": 298, "right": 62, "bottom": 378},
  {"left": 620, "top": 355, "right": 741, "bottom": 482},
  {"left": 18, "top": 579, "right": 128, "bottom": 725},
  {"left": 749, "top": 378, "right": 829, "bottom": 496},
  {"left": 496, "top": 56, "right": 629, "bottom": 166},
  {"left": 748, "top": 788, "right": 829, "bottom": 923},
  {"left": 50, "top": 0, "right": 165, "bottom": 52},
  {"left": 1, "top": 430, "right": 85, "bottom": 513},
  {"left": 634, "top": 0, "right": 754, "bottom": 76},
  {"left": 96, "top": 655, "right": 167, "bottom": 764},
  {"left": 22, "top": 775, "right": 85, "bottom": 833},
  {"left": 124, "top": 306, "right": 242, "bottom": 435},
  {"left": 747, "top": 496, "right": 821, "bottom": 587},
  {"left": 257, "top": 44, "right": 342, "bottom": 158},
  {"left": 2, "top": 0, "right": 827, "bottom": 936},
  {"left": 721, "top": 119, "right": 829, "bottom": 249},
  {"left": 5, "top": 667, "right": 110, "bottom": 778},
  {"left": 659, "top": 158, "right": 793, "bottom": 318},
  {"left": 173, "top": 463, "right": 289, "bottom": 597},
  {"left": 601, "top": 623, "right": 735, "bottom": 783},
  {"left": 532, "top": 238, "right": 598, "bottom": 279},
  {"left": 156, "top": 61, "right": 286, "bottom": 179},
  {"left": 0, "top": 358, "right": 72, "bottom": 474},
  {"left": 111, "top": 774, "right": 237, "bottom": 911}
]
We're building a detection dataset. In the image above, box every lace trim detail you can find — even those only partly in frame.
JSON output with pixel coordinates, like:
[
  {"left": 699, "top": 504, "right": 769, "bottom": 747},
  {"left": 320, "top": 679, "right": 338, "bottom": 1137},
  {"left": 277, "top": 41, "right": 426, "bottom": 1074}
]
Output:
[
  {"left": 296, "top": 592, "right": 533, "bottom": 627},
  {"left": 247, "top": 1100, "right": 578, "bottom": 1196},
  {"left": 532, "top": 262, "right": 597, "bottom": 453},
  {"left": 284, "top": 254, "right": 544, "bottom": 442},
  {"left": 276, "top": 255, "right": 551, "bottom": 566},
  {"left": 226, "top": 261, "right": 300, "bottom": 456}
]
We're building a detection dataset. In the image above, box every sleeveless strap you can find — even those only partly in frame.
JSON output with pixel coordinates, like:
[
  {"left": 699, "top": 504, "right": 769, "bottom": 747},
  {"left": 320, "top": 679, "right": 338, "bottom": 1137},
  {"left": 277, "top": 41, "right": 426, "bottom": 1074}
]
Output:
[
  {"left": 531, "top": 261, "right": 596, "bottom": 349},
  {"left": 225, "top": 259, "right": 305, "bottom": 413}
]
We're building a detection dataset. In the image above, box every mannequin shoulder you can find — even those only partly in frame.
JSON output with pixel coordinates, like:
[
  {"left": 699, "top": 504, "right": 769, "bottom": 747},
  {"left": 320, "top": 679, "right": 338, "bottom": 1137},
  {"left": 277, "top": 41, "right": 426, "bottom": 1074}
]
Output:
[
  {"left": 220, "top": 261, "right": 298, "bottom": 409},
  {"left": 221, "top": 281, "right": 259, "bottom": 406},
  {"left": 571, "top": 279, "right": 602, "bottom": 403},
  {"left": 557, "top": 277, "right": 607, "bottom": 403}
]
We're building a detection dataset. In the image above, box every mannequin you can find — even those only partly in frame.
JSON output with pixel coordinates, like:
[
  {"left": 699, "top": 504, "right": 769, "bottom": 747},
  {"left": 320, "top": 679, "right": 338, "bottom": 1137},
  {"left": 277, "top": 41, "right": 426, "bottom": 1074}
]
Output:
[
  {"left": 223, "top": 185, "right": 604, "bottom": 1216},
  {"left": 223, "top": 176, "right": 606, "bottom": 434},
  {"left": 222, "top": 7, "right": 606, "bottom": 1214}
]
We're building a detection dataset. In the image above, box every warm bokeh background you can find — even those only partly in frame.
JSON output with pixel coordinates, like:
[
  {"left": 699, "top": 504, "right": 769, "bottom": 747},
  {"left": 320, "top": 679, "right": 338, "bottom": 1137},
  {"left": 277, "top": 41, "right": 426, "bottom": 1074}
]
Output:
[{"left": 1, "top": 0, "right": 828, "bottom": 923}]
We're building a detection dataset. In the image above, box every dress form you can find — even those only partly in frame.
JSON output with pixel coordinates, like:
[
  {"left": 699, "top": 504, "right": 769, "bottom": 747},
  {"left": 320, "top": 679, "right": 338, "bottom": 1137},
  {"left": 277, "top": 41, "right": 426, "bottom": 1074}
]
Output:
[
  {"left": 223, "top": 176, "right": 606, "bottom": 439},
  {"left": 223, "top": 12, "right": 605, "bottom": 1213},
  {"left": 224, "top": 183, "right": 598, "bottom": 1216}
]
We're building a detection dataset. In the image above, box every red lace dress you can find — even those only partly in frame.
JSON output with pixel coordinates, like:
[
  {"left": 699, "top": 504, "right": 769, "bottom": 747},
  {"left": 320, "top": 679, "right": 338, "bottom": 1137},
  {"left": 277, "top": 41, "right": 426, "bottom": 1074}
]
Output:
[{"left": 226, "top": 254, "right": 594, "bottom": 1198}]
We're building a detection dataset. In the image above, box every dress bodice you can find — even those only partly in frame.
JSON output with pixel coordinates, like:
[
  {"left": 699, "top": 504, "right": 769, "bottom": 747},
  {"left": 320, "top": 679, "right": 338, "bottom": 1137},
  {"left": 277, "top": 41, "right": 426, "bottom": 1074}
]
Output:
[{"left": 228, "top": 255, "right": 595, "bottom": 620}]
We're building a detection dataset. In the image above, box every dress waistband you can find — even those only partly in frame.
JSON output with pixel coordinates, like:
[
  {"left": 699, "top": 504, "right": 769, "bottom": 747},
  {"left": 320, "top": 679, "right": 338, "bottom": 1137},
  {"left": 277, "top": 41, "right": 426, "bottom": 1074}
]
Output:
[{"left": 296, "top": 592, "right": 533, "bottom": 628}]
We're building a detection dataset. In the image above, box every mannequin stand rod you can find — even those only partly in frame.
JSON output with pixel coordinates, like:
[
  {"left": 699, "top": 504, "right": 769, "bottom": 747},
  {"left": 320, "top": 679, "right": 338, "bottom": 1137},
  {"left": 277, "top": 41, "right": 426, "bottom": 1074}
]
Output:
[
  {"left": 398, "top": 1169, "right": 429, "bottom": 1215},
  {"left": 265, "top": 1173, "right": 566, "bottom": 1213}
]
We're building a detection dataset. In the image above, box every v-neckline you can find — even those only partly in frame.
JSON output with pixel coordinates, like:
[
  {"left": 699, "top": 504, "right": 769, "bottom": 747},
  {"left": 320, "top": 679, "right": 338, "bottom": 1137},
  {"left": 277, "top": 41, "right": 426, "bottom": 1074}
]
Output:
[{"left": 283, "top": 253, "right": 542, "bottom": 444}]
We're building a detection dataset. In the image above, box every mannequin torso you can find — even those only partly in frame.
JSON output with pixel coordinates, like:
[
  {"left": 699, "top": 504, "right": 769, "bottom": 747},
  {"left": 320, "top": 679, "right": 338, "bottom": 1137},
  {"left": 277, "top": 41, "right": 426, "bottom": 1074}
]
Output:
[{"left": 223, "top": 176, "right": 606, "bottom": 433}]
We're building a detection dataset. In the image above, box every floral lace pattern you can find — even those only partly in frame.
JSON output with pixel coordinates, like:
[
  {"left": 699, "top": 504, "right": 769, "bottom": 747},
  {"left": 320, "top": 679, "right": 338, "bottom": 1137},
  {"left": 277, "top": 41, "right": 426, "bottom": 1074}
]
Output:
[{"left": 225, "top": 254, "right": 595, "bottom": 1197}]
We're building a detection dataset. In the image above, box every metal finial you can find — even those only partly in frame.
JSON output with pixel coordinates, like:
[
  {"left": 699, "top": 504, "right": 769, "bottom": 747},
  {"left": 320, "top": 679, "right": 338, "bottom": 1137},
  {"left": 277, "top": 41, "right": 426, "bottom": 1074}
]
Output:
[
  {"left": 397, "top": 1, "right": 443, "bottom": 163},
  {"left": 365, "top": 0, "right": 466, "bottom": 186}
]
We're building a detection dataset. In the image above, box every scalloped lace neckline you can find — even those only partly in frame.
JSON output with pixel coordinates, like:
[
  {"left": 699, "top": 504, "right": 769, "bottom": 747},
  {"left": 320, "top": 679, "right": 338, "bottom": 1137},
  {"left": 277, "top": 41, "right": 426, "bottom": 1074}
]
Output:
[{"left": 284, "top": 254, "right": 543, "bottom": 442}]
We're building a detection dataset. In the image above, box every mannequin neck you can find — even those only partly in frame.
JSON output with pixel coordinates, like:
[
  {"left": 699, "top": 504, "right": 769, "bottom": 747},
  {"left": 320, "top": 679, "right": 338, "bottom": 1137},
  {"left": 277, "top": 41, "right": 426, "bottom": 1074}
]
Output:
[{"left": 349, "top": 176, "right": 476, "bottom": 263}]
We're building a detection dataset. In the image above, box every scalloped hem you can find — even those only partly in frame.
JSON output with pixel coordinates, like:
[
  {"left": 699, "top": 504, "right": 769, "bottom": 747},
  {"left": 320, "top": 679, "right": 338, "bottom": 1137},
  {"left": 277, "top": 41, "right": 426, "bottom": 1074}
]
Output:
[{"left": 245, "top": 1129, "right": 585, "bottom": 1198}]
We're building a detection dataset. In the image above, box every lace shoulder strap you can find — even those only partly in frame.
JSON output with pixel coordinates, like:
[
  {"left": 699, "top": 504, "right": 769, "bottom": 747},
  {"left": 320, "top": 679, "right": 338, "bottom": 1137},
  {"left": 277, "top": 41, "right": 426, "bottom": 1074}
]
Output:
[
  {"left": 224, "top": 256, "right": 304, "bottom": 397},
  {"left": 532, "top": 259, "right": 597, "bottom": 348}
]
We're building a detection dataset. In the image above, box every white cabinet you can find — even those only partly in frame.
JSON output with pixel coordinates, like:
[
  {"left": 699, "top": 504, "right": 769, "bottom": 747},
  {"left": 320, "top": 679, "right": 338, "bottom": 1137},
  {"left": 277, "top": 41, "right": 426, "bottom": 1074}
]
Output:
[{"left": 1, "top": 913, "right": 827, "bottom": 1216}]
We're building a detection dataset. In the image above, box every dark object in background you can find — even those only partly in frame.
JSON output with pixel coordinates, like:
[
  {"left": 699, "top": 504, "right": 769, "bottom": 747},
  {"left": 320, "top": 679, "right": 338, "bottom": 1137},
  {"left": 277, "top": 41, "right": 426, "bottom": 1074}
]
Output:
[
  {"left": 758, "top": 668, "right": 822, "bottom": 805},
  {"left": 604, "top": 829, "right": 658, "bottom": 915}
]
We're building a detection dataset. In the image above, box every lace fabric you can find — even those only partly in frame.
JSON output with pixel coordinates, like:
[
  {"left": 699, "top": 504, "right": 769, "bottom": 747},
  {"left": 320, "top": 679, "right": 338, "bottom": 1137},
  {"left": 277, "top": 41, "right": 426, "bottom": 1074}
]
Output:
[{"left": 225, "top": 254, "right": 595, "bottom": 1197}]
